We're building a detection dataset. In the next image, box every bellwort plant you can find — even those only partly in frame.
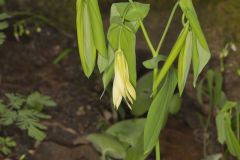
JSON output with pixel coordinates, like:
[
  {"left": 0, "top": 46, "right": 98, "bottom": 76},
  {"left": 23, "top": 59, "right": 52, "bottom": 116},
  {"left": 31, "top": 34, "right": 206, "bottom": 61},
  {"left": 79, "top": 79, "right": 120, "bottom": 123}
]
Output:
[{"left": 76, "top": 0, "right": 211, "bottom": 159}]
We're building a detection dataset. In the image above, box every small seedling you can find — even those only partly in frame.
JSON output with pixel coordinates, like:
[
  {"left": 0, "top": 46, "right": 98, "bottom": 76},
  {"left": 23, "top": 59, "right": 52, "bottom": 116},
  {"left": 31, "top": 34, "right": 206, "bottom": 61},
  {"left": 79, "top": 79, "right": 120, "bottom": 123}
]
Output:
[
  {"left": 197, "top": 69, "right": 240, "bottom": 159},
  {"left": 0, "top": 92, "right": 56, "bottom": 141},
  {"left": 0, "top": 137, "right": 16, "bottom": 156}
]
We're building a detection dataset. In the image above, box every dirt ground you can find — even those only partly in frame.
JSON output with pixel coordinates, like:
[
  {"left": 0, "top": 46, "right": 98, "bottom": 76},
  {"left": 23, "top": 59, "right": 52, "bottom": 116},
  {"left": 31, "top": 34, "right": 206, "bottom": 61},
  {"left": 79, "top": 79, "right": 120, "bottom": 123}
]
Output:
[
  {"left": 0, "top": 26, "right": 110, "bottom": 159},
  {"left": 0, "top": 0, "right": 240, "bottom": 159}
]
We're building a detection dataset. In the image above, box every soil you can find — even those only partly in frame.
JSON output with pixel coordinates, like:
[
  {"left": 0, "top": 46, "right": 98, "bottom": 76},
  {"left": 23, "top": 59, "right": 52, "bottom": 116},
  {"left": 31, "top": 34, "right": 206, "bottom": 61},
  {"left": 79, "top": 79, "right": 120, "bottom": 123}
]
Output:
[
  {"left": 0, "top": 0, "right": 240, "bottom": 160},
  {"left": 0, "top": 27, "right": 110, "bottom": 159}
]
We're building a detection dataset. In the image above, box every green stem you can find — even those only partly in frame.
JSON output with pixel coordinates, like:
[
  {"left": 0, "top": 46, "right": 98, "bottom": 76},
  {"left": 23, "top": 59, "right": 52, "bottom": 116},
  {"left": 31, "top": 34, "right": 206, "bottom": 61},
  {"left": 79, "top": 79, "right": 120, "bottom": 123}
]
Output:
[
  {"left": 203, "top": 113, "right": 210, "bottom": 156},
  {"left": 203, "top": 104, "right": 214, "bottom": 157},
  {"left": 139, "top": 21, "right": 157, "bottom": 57},
  {"left": 156, "top": 2, "right": 179, "bottom": 54},
  {"left": 155, "top": 140, "right": 160, "bottom": 160},
  {"left": 236, "top": 106, "right": 240, "bottom": 141},
  {"left": 127, "top": 1, "right": 174, "bottom": 159},
  {"left": 128, "top": 0, "right": 157, "bottom": 57},
  {"left": 139, "top": 19, "right": 160, "bottom": 160},
  {"left": 138, "top": 18, "right": 160, "bottom": 102}
]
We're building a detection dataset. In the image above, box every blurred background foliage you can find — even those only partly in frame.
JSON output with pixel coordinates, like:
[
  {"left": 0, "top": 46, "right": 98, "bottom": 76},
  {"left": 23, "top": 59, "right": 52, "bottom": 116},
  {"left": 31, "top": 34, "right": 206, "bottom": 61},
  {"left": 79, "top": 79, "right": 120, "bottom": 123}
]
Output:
[
  {"left": 3, "top": 0, "right": 239, "bottom": 43},
  {"left": 3, "top": 0, "right": 238, "bottom": 99}
]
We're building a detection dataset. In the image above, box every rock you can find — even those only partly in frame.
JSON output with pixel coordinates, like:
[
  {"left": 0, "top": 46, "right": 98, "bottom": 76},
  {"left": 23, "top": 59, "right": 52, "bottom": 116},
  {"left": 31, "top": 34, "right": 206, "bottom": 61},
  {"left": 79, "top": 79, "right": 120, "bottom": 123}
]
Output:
[
  {"left": 32, "top": 142, "right": 71, "bottom": 160},
  {"left": 32, "top": 142, "right": 99, "bottom": 160},
  {"left": 44, "top": 121, "right": 80, "bottom": 147}
]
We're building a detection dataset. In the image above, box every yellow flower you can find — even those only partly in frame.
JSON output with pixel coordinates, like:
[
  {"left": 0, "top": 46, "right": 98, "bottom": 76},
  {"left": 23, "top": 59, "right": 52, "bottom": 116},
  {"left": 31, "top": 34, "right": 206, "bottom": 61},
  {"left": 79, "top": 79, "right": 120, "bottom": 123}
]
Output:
[{"left": 112, "top": 49, "right": 136, "bottom": 109}]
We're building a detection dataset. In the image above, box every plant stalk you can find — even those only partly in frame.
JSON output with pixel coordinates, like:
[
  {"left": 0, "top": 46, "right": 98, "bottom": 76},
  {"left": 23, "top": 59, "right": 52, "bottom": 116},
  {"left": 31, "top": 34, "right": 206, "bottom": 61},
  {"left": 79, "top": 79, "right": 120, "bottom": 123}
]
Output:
[
  {"left": 236, "top": 105, "right": 240, "bottom": 141},
  {"left": 139, "top": 21, "right": 159, "bottom": 89},
  {"left": 156, "top": 2, "right": 179, "bottom": 54},
  {"left": 155, "top": 141, "right": 161, "bottom": 160},
  {"left": 139, "top": 21, "right": 158, "bottom": 57},
  {"left": 138, "top": 6, "right": 160, "bottom": 160},
  {"left": 203, "top": 104, "right": 214, "bottom": 157}
]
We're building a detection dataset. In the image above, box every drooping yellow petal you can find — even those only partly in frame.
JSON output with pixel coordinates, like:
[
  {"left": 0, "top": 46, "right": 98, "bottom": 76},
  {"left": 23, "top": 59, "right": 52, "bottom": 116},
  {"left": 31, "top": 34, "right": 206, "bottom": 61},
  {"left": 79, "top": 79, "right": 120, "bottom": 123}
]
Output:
[
  {"left": 114, "top": 68, "right": 125, "bottom": 96},
  {"left": 112, "top": 81, "right": 122, "bottom": 109},
  {"left": 126, "top": 81, "right": 136, "bottom": 100},
  {"left": 112, "top": 49, "right": 136, "bottom": 109}
]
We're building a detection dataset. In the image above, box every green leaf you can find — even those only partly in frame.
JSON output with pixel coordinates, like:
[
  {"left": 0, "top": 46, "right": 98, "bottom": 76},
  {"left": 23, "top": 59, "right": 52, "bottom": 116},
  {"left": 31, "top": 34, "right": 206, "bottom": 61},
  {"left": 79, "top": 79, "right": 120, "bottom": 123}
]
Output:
[
  {"left": 206, "top": 70, "right": 214, "bottom": 105},
  {"left": 131, "top": 72, "right": 153, "bottom": 116},
  {"left": 224, "top": 116, "right": 240, "bottom": 159},
  {"left": 102, "top": 63, "right": 114, "bottom": 90},
  {"left": 144, "top": 68, "right": 177, "bottom": 155},
  {"left": 196, "top": 69, "right": 224, "bottom": 107},
  {"left": 178, "top": 31, "right": 192, "bottom": 95},
  {"left": 195, "top": 38, "right": 211, "bottom": 83},
  {"left": 110, "top": 3, "right": 130, "bottom": 23},
  {"left": 98, "top": 55, "right": 109, "bottom": 73},
  {"left": 109, "top": 2, "right": 149, "bottom": 34},
  {"left": 17, "top": 109, "right": 49, "bottom": 141},
  {"left": 0, "top": 102, "right": 7, "bottom": 113},
  {"left": 124, "top": 2, "right": 150, "bottom": 21},
  {"left": 0, "top": 137, "right": 16, "bottom": 155},
  {"left": 143, "top": 55, "right": 166, "bottom": 69},
  {"left": 53, "top": 48, "right": 72, "bottom": 64},
  {"left": 4, "top": 137, "right": 16, "bottom": 147},
  {"left": 110, "top": 2, "right": 149, "bottom": 23},
  {"left": 220, "top": 101, "right": 237, "bottom": 113},
  {"left": 216, "top": 101, "right": 239, "bottom": 156},
  {"left": 0, "top": 110, "right": 17, "bottom": 125},
  {"left": 101, "top": 46, "right": 115, "bottom": 90},
  {"left": 196, "top": 78, "right": 204, "bottom": 105},
  {"left": 179, "top": 0, "right": 210, "bottom": 51},
  {"left": 88, "top": 0, "right": 107, "bottom": 57},
  {"left": 87, "top": 133, "right": 126, "bottom": 159},
  {"left": 216, "top": 112, "right": 226, "bottom": 144},
  {"left": 125, "top": 133, "right": 145, "bottom": 160},
  {"left": 168, "top": 93, "right": 182, "bottom": 115},
  {"left": 201, "top": 70, "right": 223, "bottom": 107},
  {"left": 106, "top": 118, "right": 145, "bottom": 147},
  {"left": 76, "top": 0, "right": 97, "bottom": 77},
  {"left": 180, "top": 0, "right": 211, "bottom": 86},
  {"left": 28, "top": 125, "right": 46, "bottom": 141},
  {"left": 26, "top": 92, "right": 56, "bottom": 111},
  {"left": 98, "top": 46, "right": 115, "bottom": 73},
  {"left": 192, "top": 32, "right": 199, "bottom": 86},
  {"left": 108, "top": 23, "right": 137, "bottom": 85},
  {"left": 125, "top": 20, "right": 140, "bottom": 33},
  {"left": 0, "top": 13, "right": 10, "bottom": 21},
  {"left": 153, "top": 23, "right": 189, "bottom": 91},
  {"left": 0, "top": 21, "right": 8, "bottom": 30},
  {"left": 5, "top": 93, "right": 25, "bottom": 109}
]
